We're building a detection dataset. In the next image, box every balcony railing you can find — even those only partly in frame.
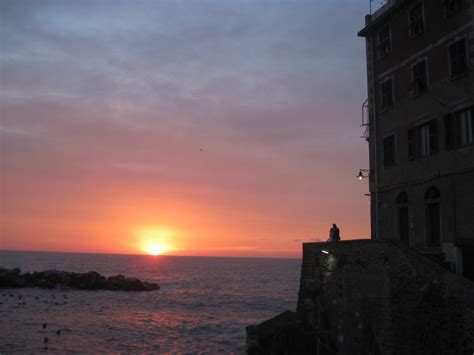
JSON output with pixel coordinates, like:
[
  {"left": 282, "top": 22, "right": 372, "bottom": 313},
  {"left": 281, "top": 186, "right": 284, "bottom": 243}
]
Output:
[{"left": 361, "top": 98, "right": 370, "bottom": 141}]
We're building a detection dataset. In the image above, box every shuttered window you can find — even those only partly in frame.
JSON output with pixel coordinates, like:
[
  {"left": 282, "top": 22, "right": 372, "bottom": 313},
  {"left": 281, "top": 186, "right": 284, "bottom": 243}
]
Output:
[
  {"left": 443, "top": 0, "right": 464, "bottom": 18},
  {"left": 445, "top": 106, "right": 474, "bottom": 149},
  {"left": 408, "top": 120, "right": 439, "bottom": 160},
  {"left": 383, "top": 135, "right": 396, "bottom": 167},
  {"left": 429, "top": 120, "right": 439, "bottom": 154},
  {"left": 408, "top": 129, "right": 415, "bottom": 160},
  {"left": 412, "top": 60, "right": 428, "bottom": 95},
  {"left": 449, "top": 38, "right": 468, "bottom": 77},
  {"left": 377, "top": 26, "right": 391, "bottom": 59},
  {"left": 380, "top": 78, "right": 394, "bottom": 110},
  {"left": 409, "top": 3, "right": 424, "bottom": 38}
]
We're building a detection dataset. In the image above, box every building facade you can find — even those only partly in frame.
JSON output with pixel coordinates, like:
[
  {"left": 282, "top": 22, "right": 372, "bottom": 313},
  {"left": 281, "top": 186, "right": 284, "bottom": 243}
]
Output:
[{"left": 358, "top": 0, "right": 474, "bottom": 279}]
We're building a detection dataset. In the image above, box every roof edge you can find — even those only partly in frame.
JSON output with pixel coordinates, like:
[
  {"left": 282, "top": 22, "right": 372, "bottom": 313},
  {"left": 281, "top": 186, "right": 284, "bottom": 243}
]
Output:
[{"left": 358, "top": 0, "right": 408, "bottom": 37}]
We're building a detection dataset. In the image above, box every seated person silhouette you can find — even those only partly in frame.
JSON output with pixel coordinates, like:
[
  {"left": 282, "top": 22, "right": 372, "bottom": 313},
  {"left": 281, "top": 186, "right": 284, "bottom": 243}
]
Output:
[{"left": 327, "top": 223, "right": 340, "bottom": 242}]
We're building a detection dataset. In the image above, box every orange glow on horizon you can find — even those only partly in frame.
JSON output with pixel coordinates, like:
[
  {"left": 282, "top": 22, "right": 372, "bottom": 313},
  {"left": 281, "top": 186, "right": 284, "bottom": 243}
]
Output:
[
  {"left": 135, "top": 226, "right": 176, "bottom": 255},
  {"left": 1, "top": 176, "right": 369, "bottom": 258}
]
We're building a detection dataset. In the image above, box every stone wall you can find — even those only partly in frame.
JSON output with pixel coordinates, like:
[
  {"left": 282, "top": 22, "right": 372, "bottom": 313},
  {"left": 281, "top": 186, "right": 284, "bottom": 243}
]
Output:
[{"left": 247, "top": 240, "right": 474, "bottom": 354}]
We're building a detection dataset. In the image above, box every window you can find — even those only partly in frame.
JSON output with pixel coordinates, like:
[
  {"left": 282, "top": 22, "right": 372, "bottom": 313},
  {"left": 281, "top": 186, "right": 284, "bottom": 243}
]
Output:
[
  {"left": 449, "top": 38, "right": 468, "bottom": 77},
  {"left": 377, "top": 26, "right": 391, "bottom": 59},
  {"left": 396, "top": 192, "right": 408, "bottom": 205},
  {"left": 425, "top": 187, "right": 441, "bottom": 248},
  {"left": 409, "top": 3, "right": 424, "bottom": 38},
  {"left": 383, "top": 135, "right": 396, "bottom": 167},
  {"left": 412, "top": 59, "right": 428, "bottom": 95},
  {"left": 396, "top": 192, "right": 410, "bottom": 245},
  {"left": 443, "top": 0, "right": 464, "bottom": 18},
  {"left": 445, "top": 106, "right": 474, "bottom": 148},
  {"left": 408, "top": 120, "right": 439, "bottom": 159},
  {"left": 380, "top": 78, "right": 394, "bottom": 110}
]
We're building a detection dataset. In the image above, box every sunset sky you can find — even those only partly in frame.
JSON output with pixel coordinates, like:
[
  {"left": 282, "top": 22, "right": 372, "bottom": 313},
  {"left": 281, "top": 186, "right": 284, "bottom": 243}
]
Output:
[{"left": 1, "top": 0, "right": 378, "bottom": 258}]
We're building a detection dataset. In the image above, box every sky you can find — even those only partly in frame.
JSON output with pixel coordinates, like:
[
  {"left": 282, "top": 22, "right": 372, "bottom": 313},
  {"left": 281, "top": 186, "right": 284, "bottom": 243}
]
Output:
[{"left": 0, "top": 0, "right": 377, "bottom": 258}]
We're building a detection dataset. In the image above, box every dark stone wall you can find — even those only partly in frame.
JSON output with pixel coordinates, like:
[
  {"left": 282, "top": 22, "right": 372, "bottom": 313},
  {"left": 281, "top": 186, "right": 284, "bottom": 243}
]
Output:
[{"left": 247, "top": 240, "right": 474, "bottom": 354}]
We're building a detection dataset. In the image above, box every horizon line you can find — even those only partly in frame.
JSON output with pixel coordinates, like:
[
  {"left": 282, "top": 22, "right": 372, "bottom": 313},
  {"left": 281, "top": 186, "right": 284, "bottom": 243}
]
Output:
[{"left": 0, "top": 248, "right": 301, "bottom": 260}]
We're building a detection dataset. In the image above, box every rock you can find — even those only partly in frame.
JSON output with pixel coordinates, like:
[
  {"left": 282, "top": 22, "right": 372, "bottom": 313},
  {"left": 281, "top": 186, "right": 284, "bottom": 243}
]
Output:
[
  {"left": 0, "top": 268, "right": 159, "bottom": 292},
  {"left": 246, "top": 311, "right": 306, "bottom": 354},
  {"left": 0, "top": 268, "right": 25, "bottom": 287}
]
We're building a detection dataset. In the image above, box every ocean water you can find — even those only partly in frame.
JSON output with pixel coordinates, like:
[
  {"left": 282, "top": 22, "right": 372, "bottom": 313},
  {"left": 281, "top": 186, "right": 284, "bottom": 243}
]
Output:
[{"left": 0, "top": 251, "right": 301, "bottom": 353}]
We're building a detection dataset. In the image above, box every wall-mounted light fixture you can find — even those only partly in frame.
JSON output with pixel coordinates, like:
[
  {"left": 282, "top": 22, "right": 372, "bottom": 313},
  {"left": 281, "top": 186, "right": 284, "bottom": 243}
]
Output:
[{"left": 356, "top": 169, "right": 370, "bottom": 180}]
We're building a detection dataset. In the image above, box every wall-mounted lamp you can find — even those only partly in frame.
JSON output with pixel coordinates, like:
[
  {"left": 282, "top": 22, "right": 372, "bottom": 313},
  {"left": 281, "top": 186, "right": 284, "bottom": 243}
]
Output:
[{"left": 356, "top": 169, "right": 370, "bottom": 181}]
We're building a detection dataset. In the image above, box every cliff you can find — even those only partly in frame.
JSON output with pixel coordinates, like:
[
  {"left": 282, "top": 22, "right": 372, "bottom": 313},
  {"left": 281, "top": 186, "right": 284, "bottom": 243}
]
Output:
[{"left": 246, "top": 240, "right": 474, "bottom": 354}]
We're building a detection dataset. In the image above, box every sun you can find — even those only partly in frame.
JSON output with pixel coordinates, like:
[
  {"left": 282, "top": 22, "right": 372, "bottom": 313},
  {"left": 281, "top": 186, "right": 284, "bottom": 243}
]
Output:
[
  {"left": 146, "top": 244, "right": 168, "bottom": 256},
  {"left": 135, "top": 226, "right": 175, "bottom": 256}
]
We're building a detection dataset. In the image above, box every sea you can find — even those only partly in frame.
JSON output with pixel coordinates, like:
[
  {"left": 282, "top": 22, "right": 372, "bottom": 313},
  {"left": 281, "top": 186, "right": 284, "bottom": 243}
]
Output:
[{"left": 0, "top": 251, "right": 301, "bottom": 353}]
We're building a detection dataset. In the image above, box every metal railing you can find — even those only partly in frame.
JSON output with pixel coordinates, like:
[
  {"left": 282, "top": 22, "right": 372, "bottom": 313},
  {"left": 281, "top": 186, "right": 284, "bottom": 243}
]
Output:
[{"left": 361, "top": 98, "right": 370, "bottom": 141}]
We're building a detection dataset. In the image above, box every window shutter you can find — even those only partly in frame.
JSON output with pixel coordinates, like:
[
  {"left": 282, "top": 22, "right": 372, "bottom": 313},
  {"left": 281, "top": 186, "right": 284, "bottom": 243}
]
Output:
[
  {"left": 443, "top": 0, "right": 463, "bottom": 17},
  {"left": 414, "top": 62, "right": 421, "bottom": 77},
  {"left": 408, "top": 129, "right": 415, "bottom": 160},
  {"left": 413, "top": 61, "right": 427, "bottom": 94},
  {"left": 445, "top": 114, "right": 454, "bottom": 149},
  {"left": 380, "top": 80, "right": 393, "bottom": 109},
  {"left": 450, "top": 39, "right": 468, "bottom": 76},
  {"left": 471, "top": 107, "right": 474, "bottom": 139},
  {"left": 458, "top": 40, "right": 467, "bottom": 73},
  {"left": 413, "top": 65, "right": 419, "bottom": 94},
  {"left": 387, "top": 79, "right": 393, "bottom": 107},
  {"left": 380, "top": 82, "right": 385, "bottom": 109},
  {"left": 454, "top": 111, "right": 463, "bottom": 146},
  {"left": 383, "top": 136, "right": 395, "bottom": 166},
  {"left": 429, "top": 120, "right": 439, "bottom": 154},
  {"left": 450, "top": 43, "right": 458, "bottom": 75}
]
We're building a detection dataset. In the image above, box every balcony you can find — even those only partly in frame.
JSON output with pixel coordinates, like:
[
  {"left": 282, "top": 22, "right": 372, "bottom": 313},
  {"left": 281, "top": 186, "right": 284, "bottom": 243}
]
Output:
[{"left": 361, "top": 98, "right": 370, "bottom": 141}]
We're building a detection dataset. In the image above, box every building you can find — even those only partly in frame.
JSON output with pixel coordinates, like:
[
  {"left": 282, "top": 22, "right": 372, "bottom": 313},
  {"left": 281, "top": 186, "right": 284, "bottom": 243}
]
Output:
[{"left": 358, "top": 0, "right": 474, "bottom": 279}]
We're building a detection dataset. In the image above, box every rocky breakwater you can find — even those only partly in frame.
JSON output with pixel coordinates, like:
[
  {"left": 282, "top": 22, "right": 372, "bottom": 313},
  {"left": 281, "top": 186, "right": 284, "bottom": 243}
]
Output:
[{"left": 0, "top": 268, "right": 160, "bottom": 291}]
